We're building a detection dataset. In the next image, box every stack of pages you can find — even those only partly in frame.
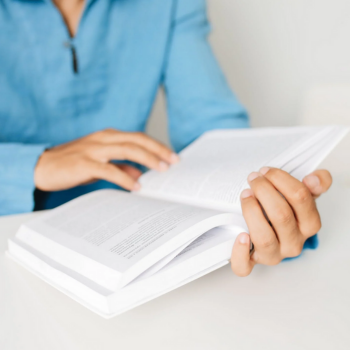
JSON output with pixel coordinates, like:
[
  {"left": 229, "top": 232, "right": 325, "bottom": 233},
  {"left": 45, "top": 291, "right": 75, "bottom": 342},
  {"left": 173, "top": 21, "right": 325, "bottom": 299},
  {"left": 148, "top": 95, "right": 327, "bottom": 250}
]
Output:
[{"left": 7, "top": 126, "right": 348, "bottom": 318}]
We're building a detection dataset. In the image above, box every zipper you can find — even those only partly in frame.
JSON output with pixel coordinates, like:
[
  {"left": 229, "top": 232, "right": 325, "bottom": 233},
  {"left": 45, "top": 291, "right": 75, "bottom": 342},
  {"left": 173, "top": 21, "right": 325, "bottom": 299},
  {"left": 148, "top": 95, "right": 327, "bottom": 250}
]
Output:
[
  {"left": 64, "top": 41, "right": 79, "bottom": 74},
  {"left": 71, "top": 45, "right": 79, "bottom": 74}
]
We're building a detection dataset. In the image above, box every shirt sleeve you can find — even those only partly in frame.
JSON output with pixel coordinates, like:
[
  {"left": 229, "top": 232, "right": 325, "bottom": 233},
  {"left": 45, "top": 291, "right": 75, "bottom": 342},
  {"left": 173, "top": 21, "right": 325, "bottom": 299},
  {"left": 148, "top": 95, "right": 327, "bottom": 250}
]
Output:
[
  {"left": 0, "top": 143, "right": 48, "bottom": 216},
  {"left": 163, "top": 0, "right": 250, "bottom": 152}
]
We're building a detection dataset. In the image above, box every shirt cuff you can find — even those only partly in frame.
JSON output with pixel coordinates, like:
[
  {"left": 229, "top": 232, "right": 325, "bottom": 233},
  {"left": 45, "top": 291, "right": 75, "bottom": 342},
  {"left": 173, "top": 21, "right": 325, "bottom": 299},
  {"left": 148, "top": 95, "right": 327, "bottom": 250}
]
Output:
[{"left": 0, "top": 143, "right": 49, "bottom": 216}]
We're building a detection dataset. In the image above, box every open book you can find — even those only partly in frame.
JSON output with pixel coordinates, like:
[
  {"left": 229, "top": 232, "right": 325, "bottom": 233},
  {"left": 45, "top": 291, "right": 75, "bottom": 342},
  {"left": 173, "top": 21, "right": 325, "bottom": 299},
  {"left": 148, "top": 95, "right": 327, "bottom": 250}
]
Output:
[{"left": 7, "top": 126, "right": 348, "bottom": 318}]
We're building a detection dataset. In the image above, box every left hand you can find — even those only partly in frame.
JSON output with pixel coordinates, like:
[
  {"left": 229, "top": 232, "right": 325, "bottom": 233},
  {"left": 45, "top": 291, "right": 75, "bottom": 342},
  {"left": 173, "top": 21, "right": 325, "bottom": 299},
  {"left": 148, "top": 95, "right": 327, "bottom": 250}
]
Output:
[{"left": 231, "top": 168, "right": 332, "bottom": 277}]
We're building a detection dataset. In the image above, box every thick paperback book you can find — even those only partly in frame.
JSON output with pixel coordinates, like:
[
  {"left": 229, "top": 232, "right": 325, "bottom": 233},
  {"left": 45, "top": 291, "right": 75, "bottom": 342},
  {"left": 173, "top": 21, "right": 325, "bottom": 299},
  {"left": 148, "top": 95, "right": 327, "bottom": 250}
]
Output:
[{"left": 7, "top": 126, "right": 348, "bottom": 317}]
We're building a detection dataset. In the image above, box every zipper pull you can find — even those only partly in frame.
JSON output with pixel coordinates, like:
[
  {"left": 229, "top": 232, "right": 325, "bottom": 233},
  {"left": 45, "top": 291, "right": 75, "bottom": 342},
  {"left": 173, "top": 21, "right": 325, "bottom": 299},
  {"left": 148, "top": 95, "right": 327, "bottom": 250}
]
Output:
[{"left": 63, "top": 41, "right": 79, "bottom": 74}]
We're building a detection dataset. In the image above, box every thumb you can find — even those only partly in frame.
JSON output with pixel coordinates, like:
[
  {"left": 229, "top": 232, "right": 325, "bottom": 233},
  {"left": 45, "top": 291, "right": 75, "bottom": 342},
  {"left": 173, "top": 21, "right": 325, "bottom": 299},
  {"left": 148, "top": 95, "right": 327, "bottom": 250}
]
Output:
[
  {"left": 230, "top": 233, "right": 255, "bottom": 277},
  {"left": 303, "top": 169, "right": 332, "bottom": 198}
]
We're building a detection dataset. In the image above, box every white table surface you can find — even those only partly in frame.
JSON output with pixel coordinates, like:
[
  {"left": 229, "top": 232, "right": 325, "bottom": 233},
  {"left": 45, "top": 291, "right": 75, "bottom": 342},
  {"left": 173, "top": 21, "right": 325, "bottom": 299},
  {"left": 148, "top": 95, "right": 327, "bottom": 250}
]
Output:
[{"left": 1, "top": 180, "right": 350, "bottom": 350}]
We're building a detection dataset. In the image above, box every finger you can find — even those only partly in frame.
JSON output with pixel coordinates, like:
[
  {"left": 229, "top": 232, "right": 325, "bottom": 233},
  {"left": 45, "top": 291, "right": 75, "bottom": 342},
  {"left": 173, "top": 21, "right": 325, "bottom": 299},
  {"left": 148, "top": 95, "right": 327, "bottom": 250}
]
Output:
[
  {"left": 230, "top": 232, "right": 255, "bottom": 277},
  {"left": 247, "top": 172, "right": 302, "bottom": 258},
  {"left": 303, "top": 169, "right": 332, "bottom": 198},
  {"left": 94, "top": 129, "right": 179, "bottom": 164},
  {"left": 115, "top": 164, "right": 142, "bottom": 180},
  {"left": 259, "top": 167, "right": 321, "bottom": 238},
  {"left": 89, "top": 161, "right": 140, "bottom": 191},
  {"left": 240, "top": 189, "right": 281, "bottom": 265},
  {"left": 123, "top": 132, "right": 179, "bottom": 164},
  {"left": 92, "top": 143, "right": 170, "bottom": 172}
]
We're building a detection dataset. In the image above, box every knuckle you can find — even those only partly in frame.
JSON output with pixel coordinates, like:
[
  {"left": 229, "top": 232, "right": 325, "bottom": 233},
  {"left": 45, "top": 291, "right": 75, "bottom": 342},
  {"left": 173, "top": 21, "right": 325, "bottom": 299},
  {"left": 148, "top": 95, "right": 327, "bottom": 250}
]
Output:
[
  {"left": 267, "top": 255, "right": 282, "bottom": 266},
  {"left": 88, "top": 143, "right": 107, "bottom": 159},
  {"left": 104, "top": 128, "right": 116, "bottom": 134},
  {"left": 136, "top": 133, "right": 151, "bottom": 146},
  {"left": 133, "top": 131, "right": 145, "bottom": 139},
  {"left": 313, "top": 218, "right": 322, "bottom": 233},
  {"left": 88, "top": 131, "right": 101, "bottom": 140},
  {"left": 90, "top": 129, "right": 114, "bottom": 141},
  {"left": 258, "top": 237, "right": 276, "bottom": 250},
  {"left": 305, "top": 216, "right": 322, "bottom": 236},
  {"left": 273, "top": 208, "right": 294, "bottom": 225},
  {"left": 294, "top": 186, "right": 312, "bottom": 204},
  {"left": 282, "top": 241, "right": 303, "bottom": 258},
  {"left": 95, "top": 129, "right": 107, "bottom": 137}
]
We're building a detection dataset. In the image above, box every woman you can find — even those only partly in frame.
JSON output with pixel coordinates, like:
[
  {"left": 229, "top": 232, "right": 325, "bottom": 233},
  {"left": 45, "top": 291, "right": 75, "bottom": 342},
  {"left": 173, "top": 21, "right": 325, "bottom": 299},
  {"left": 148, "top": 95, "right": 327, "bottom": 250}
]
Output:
[{"left": 0, "top": 0, "right": 332, "bottom": 276}]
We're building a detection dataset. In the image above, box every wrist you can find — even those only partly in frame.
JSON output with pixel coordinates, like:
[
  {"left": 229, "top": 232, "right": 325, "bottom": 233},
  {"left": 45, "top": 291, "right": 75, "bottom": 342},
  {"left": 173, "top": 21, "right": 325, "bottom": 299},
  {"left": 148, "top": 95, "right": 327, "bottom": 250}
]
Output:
[{"left": 34, "top": 148, "right": 50, "bottom": 190}]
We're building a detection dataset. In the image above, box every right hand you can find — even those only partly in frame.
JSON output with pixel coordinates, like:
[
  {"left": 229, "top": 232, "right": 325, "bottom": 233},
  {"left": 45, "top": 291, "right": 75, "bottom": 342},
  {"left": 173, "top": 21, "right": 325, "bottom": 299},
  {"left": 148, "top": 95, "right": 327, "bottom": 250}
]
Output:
[
  {"left": 34, "top": 129, "right": 179, "bottom": 192},
  {"left": 230, "top": 168, "right": 332, "bottom": 277}
]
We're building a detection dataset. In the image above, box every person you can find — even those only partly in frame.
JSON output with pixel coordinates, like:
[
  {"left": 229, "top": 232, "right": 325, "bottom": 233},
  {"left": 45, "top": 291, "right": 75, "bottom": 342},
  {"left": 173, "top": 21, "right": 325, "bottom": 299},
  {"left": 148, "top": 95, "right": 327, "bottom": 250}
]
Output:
[{"left": 0, "top": 0, "right": 332, "bottom": 276}]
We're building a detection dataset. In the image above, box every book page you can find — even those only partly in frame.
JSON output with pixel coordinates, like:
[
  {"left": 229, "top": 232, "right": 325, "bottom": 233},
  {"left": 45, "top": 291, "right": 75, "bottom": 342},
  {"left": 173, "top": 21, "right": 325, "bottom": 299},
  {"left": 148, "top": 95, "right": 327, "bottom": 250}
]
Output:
[
  {"left": 130, "top": 226, "right": 241, "bottom": 283},
  {"left": 170, "top": 227, "right": 237, "bottom": 264},
  {"left": 138, "top": 127, "right": 321, "bottom": 212},
  {"left": 283, "top": 127, "right": 349, "bottom": 180},
  {"left": 18, "top": 189, "right": 235, "bottom": 290}
]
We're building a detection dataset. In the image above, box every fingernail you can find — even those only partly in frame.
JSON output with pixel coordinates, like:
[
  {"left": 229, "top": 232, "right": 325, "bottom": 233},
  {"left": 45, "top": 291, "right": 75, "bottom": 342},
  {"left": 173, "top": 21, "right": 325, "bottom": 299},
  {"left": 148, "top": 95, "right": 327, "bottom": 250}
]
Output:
[
  {"left": 303, "top": 174, "right": 320, "bottom": 189},
  {"left": 159, "top": 161, "right": 169, "bottom": 171},
  {"left": 133, "top": 182, "right": 141, "bottom": 191},
  {"left": 247, "top": 172, "right": 261, "bottom": 182},
  {"left": 241, "top": 189, "right": 253, "bottom": 199},
  {"left": 239, "top": 233, "right": 250, "bottom": 244},
  {"left": 259, "top": 167, "right": 271, "bottom": 175},
  {"left": 170, "top": 153, "right": 180, "bottom": 163}
]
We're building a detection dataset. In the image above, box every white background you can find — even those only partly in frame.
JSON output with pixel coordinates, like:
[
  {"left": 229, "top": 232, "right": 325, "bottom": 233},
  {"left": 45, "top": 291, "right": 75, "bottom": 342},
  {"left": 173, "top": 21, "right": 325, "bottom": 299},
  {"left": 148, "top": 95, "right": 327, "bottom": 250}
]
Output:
[{"left": 147, "top": 0, "right": 350, "bottom": 146}]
